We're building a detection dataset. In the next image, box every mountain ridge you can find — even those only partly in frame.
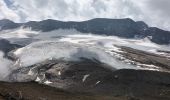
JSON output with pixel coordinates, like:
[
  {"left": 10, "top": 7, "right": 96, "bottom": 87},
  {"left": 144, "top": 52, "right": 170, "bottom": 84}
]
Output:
[{"left": 0, "top": 18, "right": 170, "bottom": 44}]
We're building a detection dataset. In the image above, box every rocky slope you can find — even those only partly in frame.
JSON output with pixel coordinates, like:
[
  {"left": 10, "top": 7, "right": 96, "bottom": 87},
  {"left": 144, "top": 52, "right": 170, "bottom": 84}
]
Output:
[
  {"left": 1, "top": 68, "right": 170, "bottom": 100},
  {"left": 118, "top": 46, "right": 170, "bottom": 71}
]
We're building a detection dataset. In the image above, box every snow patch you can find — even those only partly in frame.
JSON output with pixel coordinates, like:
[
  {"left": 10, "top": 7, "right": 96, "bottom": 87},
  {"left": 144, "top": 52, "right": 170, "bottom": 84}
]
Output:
[
  {"left": 95, "top": 81, "right": 101, "bottom": 85},
  {"left": 35, "top": 77, "right": 41, "bottom": 82},
  {"left": 44, "top": 80, "right": 53, "bottom": 84},
  {"left": 82, "top": 74, "right": 90, "bottom": 82},
  {"left": 58, "top": 71, "right": 61, "bottom": 76}
]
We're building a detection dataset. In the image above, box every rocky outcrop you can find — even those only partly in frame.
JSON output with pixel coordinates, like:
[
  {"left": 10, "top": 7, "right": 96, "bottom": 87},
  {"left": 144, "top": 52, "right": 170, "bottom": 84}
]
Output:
[{"left": 118, "top": 46, "right": 170, "bottom": 71}]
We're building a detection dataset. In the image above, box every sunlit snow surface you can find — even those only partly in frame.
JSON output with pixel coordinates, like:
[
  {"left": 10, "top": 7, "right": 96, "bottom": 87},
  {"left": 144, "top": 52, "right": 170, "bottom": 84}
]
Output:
[
  {"left": 0, "top": 28, "right": 170, "bottom": 81},
  {"left": 13, "top": 40, "right": 137, "bottom": 70}
]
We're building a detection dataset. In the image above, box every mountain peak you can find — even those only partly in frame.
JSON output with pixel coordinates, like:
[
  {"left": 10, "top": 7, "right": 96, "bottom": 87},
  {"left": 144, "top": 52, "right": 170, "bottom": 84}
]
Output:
[
  {"left": 0, "top": 19, "right": 14, "bottom": 24},
  {"left": 0, "top": 19, "right": 20, "bottom": 30}
]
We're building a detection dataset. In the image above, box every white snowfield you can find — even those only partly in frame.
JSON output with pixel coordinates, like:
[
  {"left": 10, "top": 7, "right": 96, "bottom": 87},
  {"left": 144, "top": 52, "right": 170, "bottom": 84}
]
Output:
[
  {"left": 13, "top": 40, "right": 137, "bottom": 70},
  {"left": 11, "top": 29, "right": 170, "bottom": 70},
  {"left": 0, "top": 28, "right": 170, "bottom": 81},
  {"left": 2, "top": 28, "right": 169, "bottom": 53}
]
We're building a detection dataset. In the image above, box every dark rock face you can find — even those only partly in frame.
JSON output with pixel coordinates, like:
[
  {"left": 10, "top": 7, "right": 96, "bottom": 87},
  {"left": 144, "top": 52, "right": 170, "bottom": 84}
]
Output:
[
  {"left": 0, "top": 39, "right": 21, "bottom": 58},
  {"left": 144, "top": 27, "right": 170, "bottom": 44},
  {"left": 0, "top": 39, "right": 20, "bottom": 53},
  {"left": 0, "top": 18, "right": 170, "bottom": 44}
]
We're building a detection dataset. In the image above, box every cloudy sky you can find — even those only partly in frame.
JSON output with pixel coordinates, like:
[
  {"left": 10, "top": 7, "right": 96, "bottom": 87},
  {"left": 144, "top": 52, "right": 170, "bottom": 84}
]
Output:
[{"left": 0, "top": 0, "right": 170, "bottom": 30}]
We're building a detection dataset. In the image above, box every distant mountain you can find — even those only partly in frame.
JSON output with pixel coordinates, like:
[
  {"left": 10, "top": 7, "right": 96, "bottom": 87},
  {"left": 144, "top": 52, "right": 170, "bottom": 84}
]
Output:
[
  {"left": 0, "top": 19, "right": 21, "bottom": 30},
  {"left": 0, "top": 18, "right": 170, "bottom": 44}
]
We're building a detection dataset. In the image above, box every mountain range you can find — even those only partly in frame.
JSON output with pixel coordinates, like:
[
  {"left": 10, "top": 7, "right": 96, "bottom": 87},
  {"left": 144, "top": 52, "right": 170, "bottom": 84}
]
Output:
[
  {"left": 0, "top": 18, "right": 170, "bottom": 100},
  {"left": 0, "top": 18, "right": 170, "bottom": 44}
]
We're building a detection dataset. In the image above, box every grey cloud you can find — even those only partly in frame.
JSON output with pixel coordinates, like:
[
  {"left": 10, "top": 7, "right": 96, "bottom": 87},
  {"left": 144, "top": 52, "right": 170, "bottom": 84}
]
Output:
[
  {"left": 147, "top": 0, "right": 170, "bottom": 16},
  {"left": 1, "top": 0, "right": 170, "bottom": 31},
  {"left": 132, "top": 0, "right": 170, "bottom": 30},
  {"left": 92, "top": 0, "right": 107, "bottom": 13}
]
